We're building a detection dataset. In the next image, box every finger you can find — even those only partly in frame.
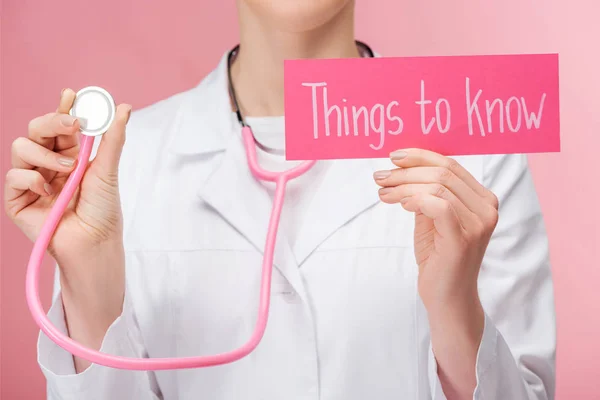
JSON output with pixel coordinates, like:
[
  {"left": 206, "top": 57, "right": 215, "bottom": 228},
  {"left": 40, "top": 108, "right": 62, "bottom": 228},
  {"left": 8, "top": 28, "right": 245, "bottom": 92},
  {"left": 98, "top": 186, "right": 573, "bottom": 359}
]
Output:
[
  {"left": 11, "top": 136, "right": 59, "bottom": 184},
  {"left": 389, "top": 148, "right": 497, "bottom": 207},
  {"left": 91, "top": 104, "right": 132, "bottom": 175},
  {"left": 11, "top": 137, "right": 77, "bottom": 172},
  {"left": 28, "top": 111, "right": 80, "bottom": 150},
  {"left": 34, "top": 138, "right": 81, "bottom": 185},
  {"left": 55, "top": 88, "right": 81, "bottom": 152},
  {"left": 374, "top": 166, "right": 490, "bottom": 218},
  {"left": 378, "top": 183, "right": 477, "bottom": 228},
  {"left": 4, "top": 168, "right": 52, "bottom": 202},
  {"left": 403, "top": 194, "right": 464, "bottom": 240}
]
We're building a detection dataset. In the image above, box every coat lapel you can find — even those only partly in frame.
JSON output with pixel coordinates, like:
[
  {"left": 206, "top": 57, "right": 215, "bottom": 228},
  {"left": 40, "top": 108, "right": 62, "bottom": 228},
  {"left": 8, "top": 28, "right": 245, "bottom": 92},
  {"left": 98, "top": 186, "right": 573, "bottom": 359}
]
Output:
[
  {"left": 197, "top": 134, "right": 307, "bottom": 302},
  {"left": 292, "top": 158, "right": 384, "bottom": 266},
  {"left": 169, "top": 53, "right": 307, "bottom": 302}
]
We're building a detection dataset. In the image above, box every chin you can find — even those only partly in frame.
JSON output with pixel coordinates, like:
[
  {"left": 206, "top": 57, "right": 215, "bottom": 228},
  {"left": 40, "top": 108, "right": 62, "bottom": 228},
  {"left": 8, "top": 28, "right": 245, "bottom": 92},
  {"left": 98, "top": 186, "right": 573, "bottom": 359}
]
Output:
[{"left": 241, "top": 0, "right": 354, "bottom": 33}]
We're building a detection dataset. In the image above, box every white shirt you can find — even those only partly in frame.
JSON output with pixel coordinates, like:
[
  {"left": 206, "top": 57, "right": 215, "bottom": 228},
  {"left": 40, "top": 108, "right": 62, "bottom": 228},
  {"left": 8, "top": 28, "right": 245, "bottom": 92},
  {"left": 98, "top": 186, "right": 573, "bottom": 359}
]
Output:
[{"left": 39, "top": 51, "right": 556, "bottom": 400}]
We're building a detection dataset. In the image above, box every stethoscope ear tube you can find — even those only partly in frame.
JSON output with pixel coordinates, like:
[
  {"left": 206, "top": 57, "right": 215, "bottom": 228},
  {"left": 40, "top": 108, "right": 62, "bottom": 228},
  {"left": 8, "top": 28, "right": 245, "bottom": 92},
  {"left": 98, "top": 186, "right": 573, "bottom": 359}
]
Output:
[{"left": 227, "top": 40, "right": 374, "bottom": 128}]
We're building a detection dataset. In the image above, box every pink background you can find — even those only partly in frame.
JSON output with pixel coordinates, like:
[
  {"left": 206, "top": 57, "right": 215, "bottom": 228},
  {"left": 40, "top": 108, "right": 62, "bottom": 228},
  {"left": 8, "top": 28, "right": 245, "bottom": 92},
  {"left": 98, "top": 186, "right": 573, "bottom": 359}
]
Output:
[{"left": 1, "top": 1, "right": 598, "bottom": 399}]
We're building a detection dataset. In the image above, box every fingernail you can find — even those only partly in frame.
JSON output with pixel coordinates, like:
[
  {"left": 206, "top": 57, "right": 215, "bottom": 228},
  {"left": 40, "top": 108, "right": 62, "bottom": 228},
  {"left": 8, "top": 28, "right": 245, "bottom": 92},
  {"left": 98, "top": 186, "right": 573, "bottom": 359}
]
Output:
[
  {"left": 373, "top": 170, "right": 391, "bottom": 180},
  {"left": 44, "top": 183, "right": 53, "bottom": 195},
  {"left": 59, "top": 114, "right": 76, "bottom": 127},
  {"left": 60, "top": 88, "right": 66, "bottom": 99},
  {"left": 379, "top": 187, "right": 393, "bottom": 195},
  {"left": 390, "top": 150, "right": 408, "bottom": 161},
  {"left": 58, "top": 157, "right": 75, "bottom": 167},
  {"left": 125, "top": 106, "right": 132, "bottom": 124}
]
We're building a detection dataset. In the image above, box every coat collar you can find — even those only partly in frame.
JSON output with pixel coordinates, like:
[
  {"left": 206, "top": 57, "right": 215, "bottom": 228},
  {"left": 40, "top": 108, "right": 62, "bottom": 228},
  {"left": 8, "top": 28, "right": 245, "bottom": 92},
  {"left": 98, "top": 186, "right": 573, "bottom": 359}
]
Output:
[
  {"left": 167, "top": 52, "right": 232, "bottom": 155},
  {"left": 168, "top": 50, "right": 385, "bottom": 301}
]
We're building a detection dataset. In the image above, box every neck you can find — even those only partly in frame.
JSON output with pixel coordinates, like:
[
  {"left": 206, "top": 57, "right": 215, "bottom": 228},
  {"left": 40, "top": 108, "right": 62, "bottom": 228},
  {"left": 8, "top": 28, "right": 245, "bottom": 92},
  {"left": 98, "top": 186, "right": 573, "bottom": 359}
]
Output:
[{"left": 231, "top": 2, "right": 359, "bottom": 117}]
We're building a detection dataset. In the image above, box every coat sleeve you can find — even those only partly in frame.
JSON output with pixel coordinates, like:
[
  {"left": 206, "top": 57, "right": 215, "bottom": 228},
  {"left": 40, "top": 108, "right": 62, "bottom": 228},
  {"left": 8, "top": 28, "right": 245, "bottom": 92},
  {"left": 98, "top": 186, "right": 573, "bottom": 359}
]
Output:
[
  {"left": 39, "top": 268, "right": 162, "bottom": 400},
  {"left": 428, "top": 153, "right": 556, "bottom": 399}
]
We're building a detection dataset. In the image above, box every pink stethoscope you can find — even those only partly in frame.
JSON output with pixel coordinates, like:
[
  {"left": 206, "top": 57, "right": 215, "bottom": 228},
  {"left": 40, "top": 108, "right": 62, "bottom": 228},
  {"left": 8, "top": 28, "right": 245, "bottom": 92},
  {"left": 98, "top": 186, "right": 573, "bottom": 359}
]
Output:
[{"left": 25, "top": 43, "right": 374, "bottom": 371}]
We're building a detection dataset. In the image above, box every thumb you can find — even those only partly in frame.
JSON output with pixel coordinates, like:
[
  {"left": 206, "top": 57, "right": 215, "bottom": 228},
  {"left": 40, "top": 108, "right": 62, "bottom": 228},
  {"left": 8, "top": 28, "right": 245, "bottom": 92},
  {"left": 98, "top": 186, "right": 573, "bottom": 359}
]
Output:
[{"left": 92, "top": 104, "right": 132, "bottom": 177}]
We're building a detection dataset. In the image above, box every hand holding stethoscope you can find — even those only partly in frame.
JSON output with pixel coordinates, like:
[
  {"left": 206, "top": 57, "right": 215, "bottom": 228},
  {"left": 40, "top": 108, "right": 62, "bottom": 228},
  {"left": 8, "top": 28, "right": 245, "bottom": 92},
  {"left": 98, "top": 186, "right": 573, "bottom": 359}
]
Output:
[
  {"left": 6, "top": 89, "right": 131, "bottom": 250},
  {"left": 5, "top": 88, "right": 132, "bottom": 369},
  {"left": 7, "top": 61, "right": 316, "bottom": 371},
  {"left": 8, "top": 82, "right": 287, "bottom": 371},
  {"left": 5, "top": 43, "right": 355, "bottom": 371}
]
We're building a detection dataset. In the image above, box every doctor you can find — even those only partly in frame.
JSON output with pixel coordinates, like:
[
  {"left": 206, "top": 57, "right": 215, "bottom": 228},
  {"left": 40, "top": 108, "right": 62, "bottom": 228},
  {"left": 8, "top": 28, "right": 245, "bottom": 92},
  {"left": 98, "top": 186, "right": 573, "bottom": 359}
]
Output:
[{"left": 4, "top": 1, "right": 555, "bottom": 399}]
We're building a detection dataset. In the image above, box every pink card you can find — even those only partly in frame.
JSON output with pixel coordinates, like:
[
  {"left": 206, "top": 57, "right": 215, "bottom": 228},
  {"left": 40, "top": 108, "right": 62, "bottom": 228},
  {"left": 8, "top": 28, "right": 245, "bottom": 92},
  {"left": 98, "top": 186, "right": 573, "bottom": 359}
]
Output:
[{"left": 283, "top": 54, "right": 560, "bottom": 160}]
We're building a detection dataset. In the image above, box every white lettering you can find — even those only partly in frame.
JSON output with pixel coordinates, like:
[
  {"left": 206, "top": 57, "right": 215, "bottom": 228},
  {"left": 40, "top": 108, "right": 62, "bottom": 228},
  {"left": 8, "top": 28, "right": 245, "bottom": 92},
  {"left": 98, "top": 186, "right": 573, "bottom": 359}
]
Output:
[
  {"left": 302, "top": 82, "right": 327, "bottom": 139},
  {"left": 521, "top": 93, "right": 546, "bottom": 129},
  {"left": 505, "top": 96, "right": 522, "bottom": 132},
  {"left": 416, "top": 80, "right": 436, "bottom": 134},
  {"left": 466, "top": 77, "right": 485, "bottom": 137},
  {"left": 435, "top": 98, "right": 451, "bottom": 133},
  {"left": 386, "top": 101, "right": 404, "bottom": 135},
  {"left": 352, "top": 106, "right": 369, "bottom": 136},
  {"left": 323, "top": 86, "right": 341, "bottom": 138},
  {"left": 369, "top": 104, "right": 386, "bottom": 150},
  {"left": 485, "top": 99, "right": 504, "bottom": 134},
  {"left": 342, "top": 99, "right": 350, "bottom": 136}
]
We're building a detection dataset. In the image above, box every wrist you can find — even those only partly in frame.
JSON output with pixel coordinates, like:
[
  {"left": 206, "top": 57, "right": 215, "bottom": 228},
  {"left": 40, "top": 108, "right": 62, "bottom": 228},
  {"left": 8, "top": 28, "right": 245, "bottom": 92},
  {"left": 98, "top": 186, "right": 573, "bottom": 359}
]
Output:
[
  {"left": 428, "top": 295, "right": 484, "bottom": 398},
  {"left": 57, "top": 237, "right": 124, "bottom": 284},
  {"left": 427, "top": 293, "right": 485, "bottom": 355},
  {"left": 60, "top": 277, "right": 125, "bottom": 321},
  {"left": 424, "top": 281, "right": 481, "bottom": 321},
  {"left": 60, "top": 275, "right": 125, "bottom": 351},
  {"left": 428, "top": 291, "right": 484, "bottom": 332},
  {"left": 58, "top": 240, "right": 126, "bottom": 326}
]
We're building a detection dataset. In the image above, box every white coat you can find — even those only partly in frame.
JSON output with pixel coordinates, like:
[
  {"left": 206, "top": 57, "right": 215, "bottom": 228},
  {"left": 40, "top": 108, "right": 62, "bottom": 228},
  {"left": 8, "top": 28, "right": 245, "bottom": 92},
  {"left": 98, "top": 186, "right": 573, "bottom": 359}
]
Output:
[{"left": 39, "top": 51, "right": 556, "bottom": 400}]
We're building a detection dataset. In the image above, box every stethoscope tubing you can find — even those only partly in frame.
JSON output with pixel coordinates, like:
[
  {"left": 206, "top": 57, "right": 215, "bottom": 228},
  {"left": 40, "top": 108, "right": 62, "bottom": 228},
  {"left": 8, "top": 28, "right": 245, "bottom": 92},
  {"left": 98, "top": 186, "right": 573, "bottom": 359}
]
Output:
[
  {"left": 26, "top": 129, "right": 313, "bottom": 370},
  {"left": 25, "top": 41, "right": 370, "bottom": 370}
]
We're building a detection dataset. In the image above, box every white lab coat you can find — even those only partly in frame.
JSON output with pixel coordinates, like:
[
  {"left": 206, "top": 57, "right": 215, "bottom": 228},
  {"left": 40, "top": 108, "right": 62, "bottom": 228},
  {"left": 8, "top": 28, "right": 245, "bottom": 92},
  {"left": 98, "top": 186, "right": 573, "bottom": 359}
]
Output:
[{"left": 39, "top": 51, "right": 556, "bottom": 400}]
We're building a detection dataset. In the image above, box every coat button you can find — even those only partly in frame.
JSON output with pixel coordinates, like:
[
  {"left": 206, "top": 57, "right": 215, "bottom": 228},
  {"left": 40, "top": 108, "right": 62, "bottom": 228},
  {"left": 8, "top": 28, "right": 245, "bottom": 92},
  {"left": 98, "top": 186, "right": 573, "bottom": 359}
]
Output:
[{"left": 273, "top": 282, "right": 299, "bottom": 304}]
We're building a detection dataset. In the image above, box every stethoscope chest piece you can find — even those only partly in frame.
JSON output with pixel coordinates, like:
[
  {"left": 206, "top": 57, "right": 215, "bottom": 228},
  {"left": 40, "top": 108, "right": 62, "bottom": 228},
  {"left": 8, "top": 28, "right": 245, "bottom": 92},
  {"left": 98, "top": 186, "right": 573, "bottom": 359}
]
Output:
[{"left": 69, "top": 86, "right": 116, "bottom": 136}]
